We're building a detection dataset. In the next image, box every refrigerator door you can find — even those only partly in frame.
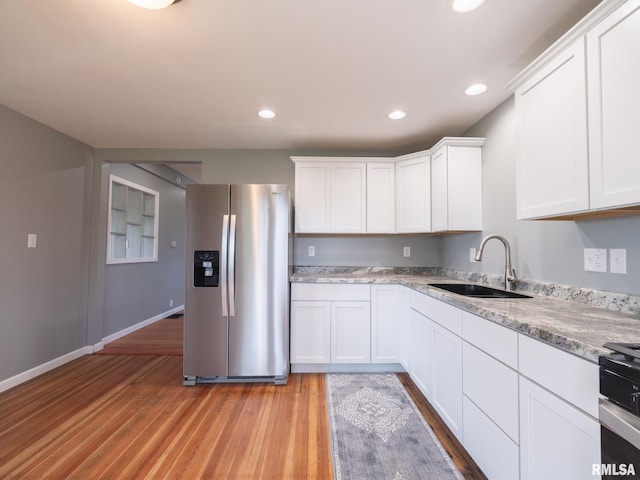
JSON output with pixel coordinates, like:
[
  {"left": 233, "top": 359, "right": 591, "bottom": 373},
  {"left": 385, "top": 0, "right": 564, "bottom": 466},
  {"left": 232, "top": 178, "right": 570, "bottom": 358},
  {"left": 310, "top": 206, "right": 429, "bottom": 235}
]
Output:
[
  {"left": 184, "top": 184, "right": 230, "bottom": 378},
  {"left": 228, "top": 184, "right": 290, "bottom": 378}
]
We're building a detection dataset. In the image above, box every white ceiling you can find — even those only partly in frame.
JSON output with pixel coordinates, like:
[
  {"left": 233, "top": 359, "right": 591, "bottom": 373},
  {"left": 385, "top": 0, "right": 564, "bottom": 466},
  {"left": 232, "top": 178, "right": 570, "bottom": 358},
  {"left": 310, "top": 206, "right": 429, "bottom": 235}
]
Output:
[{"left": 0, "top": 0, "right": 600, "bottom": 153}]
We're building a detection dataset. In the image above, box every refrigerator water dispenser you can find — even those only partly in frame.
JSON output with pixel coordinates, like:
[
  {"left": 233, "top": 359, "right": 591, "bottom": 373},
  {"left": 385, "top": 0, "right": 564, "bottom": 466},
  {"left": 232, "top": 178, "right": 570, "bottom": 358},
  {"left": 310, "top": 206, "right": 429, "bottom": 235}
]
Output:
[{"left": 193, "top": 250, "right": 219, "bottom": 287}]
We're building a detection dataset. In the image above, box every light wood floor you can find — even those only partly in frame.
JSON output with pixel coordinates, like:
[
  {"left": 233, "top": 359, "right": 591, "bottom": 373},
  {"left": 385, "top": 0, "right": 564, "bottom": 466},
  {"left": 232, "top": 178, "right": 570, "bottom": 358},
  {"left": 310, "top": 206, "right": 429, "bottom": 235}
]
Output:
[{"left": 0, "top": 315, "right": 486, "bottom": 480}]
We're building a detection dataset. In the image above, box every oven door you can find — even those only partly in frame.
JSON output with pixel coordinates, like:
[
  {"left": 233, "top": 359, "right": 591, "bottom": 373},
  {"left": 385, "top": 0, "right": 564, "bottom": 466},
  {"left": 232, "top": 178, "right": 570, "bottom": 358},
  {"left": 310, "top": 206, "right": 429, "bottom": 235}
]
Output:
[{"left": 599, "top": 398, "right": 640, "bottom": 478}]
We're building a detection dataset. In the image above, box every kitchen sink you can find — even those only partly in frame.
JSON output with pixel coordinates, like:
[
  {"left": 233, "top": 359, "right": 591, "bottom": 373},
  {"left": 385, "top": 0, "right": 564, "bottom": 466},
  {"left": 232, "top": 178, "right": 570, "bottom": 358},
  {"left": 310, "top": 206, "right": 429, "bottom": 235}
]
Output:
[{"left": 429, "top": 283, "right": 532, "bottom": 299}]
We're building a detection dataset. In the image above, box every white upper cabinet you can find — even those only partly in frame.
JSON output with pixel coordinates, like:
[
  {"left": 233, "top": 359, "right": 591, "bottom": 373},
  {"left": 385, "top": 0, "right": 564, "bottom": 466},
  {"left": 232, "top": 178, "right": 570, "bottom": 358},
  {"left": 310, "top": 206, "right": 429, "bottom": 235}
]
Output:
[
  {"left": 292, "top": 158, "right": 369, "bottom": 233},
  {"left": 514, "top": 39, "right": 589, "bottom": 219},
  {"left": 330, "top": 163, "right": 367, "bottom": 233},
  {"left": 292, "top": 137, "right": 483, "bottom": 234},
  {"left": 395, "top": 151, "right": 431, "bottom": 233},
  {"left": 366, "top": 163, "right": 396, "bottom": 233},
  {"left": 293, "top": 161, "right": 331, "bottom": 232},
  {"left": 511, "top": 0, "right": 640, "bottom": 220},
  {"left": 587, "top": 0, "right": 640, "bottom": 210},
  {"left": 430, "top": 138, "right": 484, "bottom": 232}
]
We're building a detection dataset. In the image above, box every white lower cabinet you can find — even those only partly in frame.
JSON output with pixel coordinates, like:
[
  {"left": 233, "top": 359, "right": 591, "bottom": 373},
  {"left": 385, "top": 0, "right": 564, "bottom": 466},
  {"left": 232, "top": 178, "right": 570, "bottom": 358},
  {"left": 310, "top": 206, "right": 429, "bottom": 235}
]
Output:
[
  {"left": 331, "top": 301, "right": 370, "bottom": 363},
  {"left": 409, "top": 291, "right": 463, "bottom": 440},
  {"left": 290, "top": 283, "right": 370, "bottom": 366},
  {"left": 519, "top": 376, "right": 601, "bottom": 480},
  {"left": 460, "top": 312, "right": 600, "bottom": 480},
  {"left": 462, "top": 313, "right": 520, "bottom": 480},
  {"left": 463, "top": 342, "right": 519, "bottom": 443},
  {"left": 410, "top": 309, "right": 433, "bottom": 399},
  {"left": 463, "top": 396, "right": 520, "bottom": 480},
  {"left": 371, "top": 285, "right": 402, "bottom": 363},
  {"left": 290, "top": 300, "right": 331, "bottom": 363},
  {"left": 518, "top": 334, "right": 601, "bottom": 480},
  {"left": 518, "top": 333, "right": 599, "bottom": 418},
  {"left": 431, "top": 322, "right": 463, "bottom": 439},
  {"left": 291, "top": 283, "right": 603, "bottom": 480}
]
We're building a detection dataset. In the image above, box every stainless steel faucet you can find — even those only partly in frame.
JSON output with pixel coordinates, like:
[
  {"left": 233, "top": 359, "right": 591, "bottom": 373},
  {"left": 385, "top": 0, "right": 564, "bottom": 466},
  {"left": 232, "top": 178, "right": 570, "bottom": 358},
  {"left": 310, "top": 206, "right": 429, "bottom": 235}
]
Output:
[{"left": 474, "top": 234, "right": 517, "bottom": 291}]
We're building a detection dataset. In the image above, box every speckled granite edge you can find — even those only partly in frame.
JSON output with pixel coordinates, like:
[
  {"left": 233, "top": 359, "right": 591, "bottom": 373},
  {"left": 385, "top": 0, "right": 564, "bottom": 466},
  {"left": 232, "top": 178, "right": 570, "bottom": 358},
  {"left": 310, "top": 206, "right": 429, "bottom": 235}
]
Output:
[{"left": 294, "top": 266, "right": 640, "bottom": 316}]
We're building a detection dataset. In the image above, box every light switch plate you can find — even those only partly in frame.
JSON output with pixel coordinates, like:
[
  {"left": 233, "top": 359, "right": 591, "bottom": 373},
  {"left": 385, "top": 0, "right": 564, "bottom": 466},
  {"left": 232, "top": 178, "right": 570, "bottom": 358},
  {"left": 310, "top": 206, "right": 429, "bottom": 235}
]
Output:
[
  {"left": 610, "top": 248, "right": 627, "bottom": 274},
  {"left": 27, "top": 234, "right": 37, "bottom": 248}
]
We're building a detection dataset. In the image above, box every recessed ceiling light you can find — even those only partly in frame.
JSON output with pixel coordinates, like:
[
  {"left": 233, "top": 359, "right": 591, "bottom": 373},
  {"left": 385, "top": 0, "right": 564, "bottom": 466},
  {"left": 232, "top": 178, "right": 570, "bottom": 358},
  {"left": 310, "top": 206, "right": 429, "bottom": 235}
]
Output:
[
  {"left": 464, "top": 83, "right": 488, "bottom": 96},
  {"left": 388, "top": 110, "right": 406, "bottom": 120},
  {"left": 127, "top": 0, "right": 179, "bottom": 9},
  {"left": 258, "top": 109, "right": 276, "bottom": 119},
  {"left": 452, "top": 0, "right": 485, "bottom": 13}
]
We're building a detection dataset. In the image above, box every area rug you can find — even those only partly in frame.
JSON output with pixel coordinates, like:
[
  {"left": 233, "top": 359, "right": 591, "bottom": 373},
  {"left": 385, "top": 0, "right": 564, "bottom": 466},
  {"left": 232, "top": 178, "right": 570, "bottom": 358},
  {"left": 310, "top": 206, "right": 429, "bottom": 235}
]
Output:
[{"left": 326, "top": 373, "right": 464, "bottom": 480}]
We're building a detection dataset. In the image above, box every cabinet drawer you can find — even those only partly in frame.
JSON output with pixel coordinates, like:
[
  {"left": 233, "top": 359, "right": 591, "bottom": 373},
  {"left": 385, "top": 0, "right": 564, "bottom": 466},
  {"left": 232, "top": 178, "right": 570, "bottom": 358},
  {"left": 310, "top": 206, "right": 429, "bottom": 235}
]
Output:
[
  {"left": 462, "top": 312, "right": 518, "bottom": 369},
  {"left": 518, "top": 334, "right": 599, "bottom": 417},
  {"left": 463, "top": 396, "right": 520, "bottom": 480},
  {"left": 463, "top": 342, "right": 519, "bottom": 443},
  {"left": 410, "top": 290, "right": 462, "bottom": 336},
  {"left": 291, "top": 283, "right": 370, "bottom": 301}
]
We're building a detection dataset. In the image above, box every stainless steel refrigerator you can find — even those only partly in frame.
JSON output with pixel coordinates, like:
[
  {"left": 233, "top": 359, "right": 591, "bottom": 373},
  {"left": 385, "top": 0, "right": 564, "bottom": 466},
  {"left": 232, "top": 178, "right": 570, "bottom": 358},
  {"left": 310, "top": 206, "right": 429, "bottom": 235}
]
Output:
[{"left": 183, "top": 184, "right": 291, "bottom": 385}]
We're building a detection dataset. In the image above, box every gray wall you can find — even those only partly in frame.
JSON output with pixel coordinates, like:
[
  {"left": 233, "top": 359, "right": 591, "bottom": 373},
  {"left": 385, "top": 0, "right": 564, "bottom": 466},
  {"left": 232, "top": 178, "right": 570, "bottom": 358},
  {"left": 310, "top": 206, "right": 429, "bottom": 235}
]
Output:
[
  {"left": 0, "top": 105, "right": 94, "bottom": 381},
  {"left": 441, "top": 97, "right": 640, "bottom": 295},
  {"left": 102, "top": 164, "right": 186, "bottom": 338}
]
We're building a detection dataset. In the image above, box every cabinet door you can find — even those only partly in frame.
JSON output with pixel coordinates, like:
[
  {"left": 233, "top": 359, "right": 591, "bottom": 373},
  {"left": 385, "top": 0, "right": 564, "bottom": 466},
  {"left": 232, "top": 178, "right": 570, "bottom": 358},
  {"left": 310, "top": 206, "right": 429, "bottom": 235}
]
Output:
[
  {"left": 366, "top": 163, "right": 396, "bottom": 233},
  {"left": 430, "top": 146, "right": 448, "bottom": 232},
  {"left": 330, "top": 163, "right": 366, "bottom": 233},
  {"left": 371, "top": 285, "right": 401, "bottom": 363},
  {"left": 515, "top": 39, "right": 589, "bottom": 219},
  {"left": 395, "top": 155, "right": 431, "bottom": 232},
  {"left": 446, "top": 146, "right": 483, "bottom": 231},
  {"left": 587, "top": 0, "right": 640, "bottom": 209},
  {"left": 519, "top": 377, "right": 601, "bottom": 480},
  {"left": 431, "top": 322, "right": 463, "bottom": 440},
  {"left": 410, "top": 310, "right": 433, "bottom": 400},
  {"left": 431, "top": 144, "right": 483, "bottom": 232},
  {"left": 463, "top": 342, "right": 519, "bottom": 442},
  {"left": 331, "top": 301, "right": 371, "bottom": 363},
  {"left": 294, "top": 163, "right": 331, "bottom": 233},
  {"left": 290, "top": 301, "right": 331, "bottom": 363}
]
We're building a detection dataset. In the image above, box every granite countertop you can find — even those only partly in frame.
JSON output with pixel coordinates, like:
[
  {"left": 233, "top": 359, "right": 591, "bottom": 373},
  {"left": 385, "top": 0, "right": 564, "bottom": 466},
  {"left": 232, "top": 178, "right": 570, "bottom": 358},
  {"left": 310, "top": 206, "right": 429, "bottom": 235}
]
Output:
[{"left": 290, "top": 268, "right": 640, "bottom": 363}]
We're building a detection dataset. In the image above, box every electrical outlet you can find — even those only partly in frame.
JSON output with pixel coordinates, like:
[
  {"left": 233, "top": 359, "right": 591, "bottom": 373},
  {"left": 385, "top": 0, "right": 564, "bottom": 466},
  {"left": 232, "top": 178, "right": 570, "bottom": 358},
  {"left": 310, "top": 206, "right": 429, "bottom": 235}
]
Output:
[
  {"left": 470, "top": 247, "right": 477, "bottom": 262},
  {"left": 403, "top": 246, "right": 411, "bottom": 258},
  {"left": 170, "top": 299, "right": 174, "bottom": 307},
  {"left": 308, "top": 246, "right": 315, "bottom": 257},
  {"left": 610, "top": 248, "right": 627, "bottom": 274},
  {"left": 584, "top": 248, "right": 607, "bottom": 273}
]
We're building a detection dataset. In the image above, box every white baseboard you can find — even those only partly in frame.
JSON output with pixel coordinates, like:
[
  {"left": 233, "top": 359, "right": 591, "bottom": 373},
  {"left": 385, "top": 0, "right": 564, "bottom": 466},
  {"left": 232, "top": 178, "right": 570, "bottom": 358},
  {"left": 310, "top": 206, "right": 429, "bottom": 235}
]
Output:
[
  {"left": 291, "top": 363, "right": 406, "bottom": 374},
  {"left": 101, "top": 305, "right": 184, "bottom": 345},
  {"left": 0, "top": 305, "right": 184, "bottom": 394},
  {"left": 0, "top": 346, "right": 92, "bottom": 394}
]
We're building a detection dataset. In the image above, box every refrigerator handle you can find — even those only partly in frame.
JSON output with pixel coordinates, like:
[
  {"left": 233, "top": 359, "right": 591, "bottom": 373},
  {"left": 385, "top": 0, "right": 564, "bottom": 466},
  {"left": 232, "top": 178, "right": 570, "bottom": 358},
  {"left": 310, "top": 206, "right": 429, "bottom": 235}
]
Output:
[
  {"left": 228, "top": 214, "right": 237, "bottom": 316},
  {"left": 221, "top": 214, "right": 229, "bottom": 316}
]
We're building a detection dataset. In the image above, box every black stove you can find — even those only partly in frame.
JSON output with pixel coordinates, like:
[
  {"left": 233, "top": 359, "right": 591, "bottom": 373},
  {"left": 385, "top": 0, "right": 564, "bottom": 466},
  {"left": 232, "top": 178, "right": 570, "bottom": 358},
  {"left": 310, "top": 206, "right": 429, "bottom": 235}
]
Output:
[
  {"left": 600, "top": 343, "right": 640, "bottom": 416},
  {"left": 599, "top": 343, "right": 640, "bottom": 475}
]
